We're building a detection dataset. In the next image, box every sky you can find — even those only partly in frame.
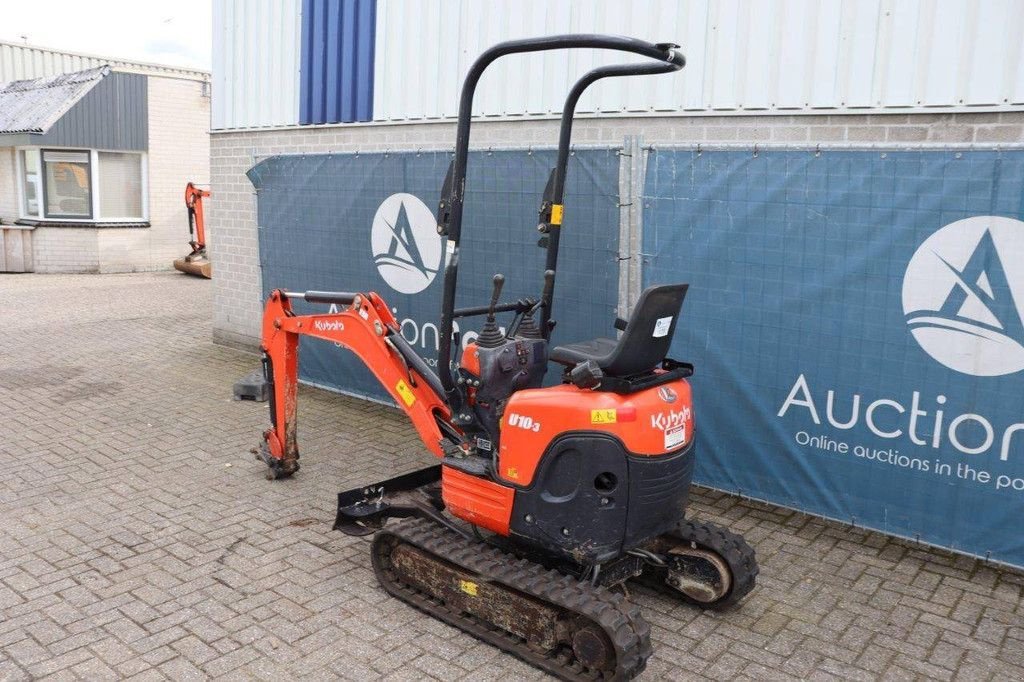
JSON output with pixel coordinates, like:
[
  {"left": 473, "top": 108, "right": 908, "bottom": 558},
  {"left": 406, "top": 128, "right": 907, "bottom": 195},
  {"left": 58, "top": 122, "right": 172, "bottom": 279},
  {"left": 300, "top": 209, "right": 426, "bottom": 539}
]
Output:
[{"left": 0, "top": 0, "right": 212, "bottom": 71}]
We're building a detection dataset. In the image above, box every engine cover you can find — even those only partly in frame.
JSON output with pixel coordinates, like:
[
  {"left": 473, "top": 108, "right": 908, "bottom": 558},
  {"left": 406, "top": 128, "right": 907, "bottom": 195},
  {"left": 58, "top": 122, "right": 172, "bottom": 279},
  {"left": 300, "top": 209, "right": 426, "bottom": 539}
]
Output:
[
  {"left": 497, "top": 378, "right": 695, "bottom": 564},
  {"left": 497, "top": 379, "right": 693, "bottom": 487}
]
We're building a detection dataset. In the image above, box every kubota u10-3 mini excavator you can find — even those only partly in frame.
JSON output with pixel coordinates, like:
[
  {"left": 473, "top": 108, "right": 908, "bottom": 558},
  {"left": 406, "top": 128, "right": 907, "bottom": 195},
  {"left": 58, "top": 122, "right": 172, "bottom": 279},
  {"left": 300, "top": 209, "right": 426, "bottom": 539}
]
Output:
[{"left": 254, "top": 35, "right": 758, "bottom": 679}]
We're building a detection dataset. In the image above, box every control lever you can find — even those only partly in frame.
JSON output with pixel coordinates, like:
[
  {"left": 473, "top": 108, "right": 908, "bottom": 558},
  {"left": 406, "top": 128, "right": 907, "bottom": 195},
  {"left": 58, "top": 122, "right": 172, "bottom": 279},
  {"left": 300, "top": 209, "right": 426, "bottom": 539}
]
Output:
[
  {"left": 476, "top": 274, "right": 506, "bottom": 348},
  {"left": 488, "top": 274, "right": 505, "bottom": 319},
  {"left": 518, "top": 270, "right": 552, "bottom": 339}
]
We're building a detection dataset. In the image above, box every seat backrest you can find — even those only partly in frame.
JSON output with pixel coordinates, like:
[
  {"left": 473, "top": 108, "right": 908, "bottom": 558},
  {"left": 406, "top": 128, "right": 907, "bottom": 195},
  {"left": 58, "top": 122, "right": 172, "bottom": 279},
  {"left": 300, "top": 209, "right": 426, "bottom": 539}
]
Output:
[{"left": 603, "top": 283, "right": 689, "bottom": 376}]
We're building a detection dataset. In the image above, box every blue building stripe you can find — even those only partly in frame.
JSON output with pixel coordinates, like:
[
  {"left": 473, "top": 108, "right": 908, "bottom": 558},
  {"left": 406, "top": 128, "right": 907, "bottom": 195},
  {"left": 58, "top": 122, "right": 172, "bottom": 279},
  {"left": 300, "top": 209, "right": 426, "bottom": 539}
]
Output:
[
  {"left": 300, "top": 0, "right": 375, "bottom": 125},
  {"left": 324, "top": 0, "right": 342, "bottom": 122},
  {"left": 353, "top": 0, "right": 374, "bottom": 119}
]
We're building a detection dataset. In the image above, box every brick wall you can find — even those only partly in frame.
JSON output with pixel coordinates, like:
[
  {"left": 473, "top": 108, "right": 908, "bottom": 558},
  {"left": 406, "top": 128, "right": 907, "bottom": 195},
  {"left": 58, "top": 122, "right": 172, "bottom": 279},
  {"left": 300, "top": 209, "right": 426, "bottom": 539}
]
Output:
[
  {"left": 31, "top": 227, "right": 99, "bottom": 272},
  {"left": 210, "top": 111, "right": 1024, "bottom": 350},
  {"left": 0, "top": 149, "right": 33, "bottom": 270},
  {"left": 96, "top": 76, "right": 210, "bottom": 273}
]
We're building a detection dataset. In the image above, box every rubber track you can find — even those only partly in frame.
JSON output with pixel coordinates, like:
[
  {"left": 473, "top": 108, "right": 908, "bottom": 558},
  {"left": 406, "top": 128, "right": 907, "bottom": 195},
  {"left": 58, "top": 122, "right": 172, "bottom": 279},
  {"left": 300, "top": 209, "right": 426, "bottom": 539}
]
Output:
[
  {"left": 657, "top": 518, "right": 759, "bottom": 609},
  {"left": 372, "top": 518, "right": 652, "bottom": 680}
]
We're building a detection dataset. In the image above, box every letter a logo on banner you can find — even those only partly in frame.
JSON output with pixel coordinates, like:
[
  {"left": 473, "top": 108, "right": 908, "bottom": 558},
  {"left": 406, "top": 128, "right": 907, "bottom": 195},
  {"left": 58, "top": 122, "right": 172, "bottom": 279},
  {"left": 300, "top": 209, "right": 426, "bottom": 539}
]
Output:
[
  {"left": 903, "top": 216, "right": 1024, "bottom": 376},
  {"left": 371, "top": 193, "right": 445, "bottom": 294}
]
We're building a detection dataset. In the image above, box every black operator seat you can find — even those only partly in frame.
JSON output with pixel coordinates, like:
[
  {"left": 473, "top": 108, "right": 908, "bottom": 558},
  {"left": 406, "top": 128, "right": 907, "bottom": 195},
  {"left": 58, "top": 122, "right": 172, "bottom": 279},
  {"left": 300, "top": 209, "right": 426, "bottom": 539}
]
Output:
[{"left": 550, "top": 283, "right": 689, "bottom": 377}]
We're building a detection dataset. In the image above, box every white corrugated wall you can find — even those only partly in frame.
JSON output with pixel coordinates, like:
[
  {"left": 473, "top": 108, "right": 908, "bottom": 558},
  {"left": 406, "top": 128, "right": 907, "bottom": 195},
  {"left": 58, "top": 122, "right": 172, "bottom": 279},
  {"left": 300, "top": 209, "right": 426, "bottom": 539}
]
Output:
[
  {"left": 211, "top": 0, "right": 1024, "bottom": 130},
  {"left": 372, "top": 0, "right": 1024, "bottom": 121},
  {"left": 0, "top": 44, "right": 107, "bottom": 81},
  {"left": 0, "top": 42, "right": 209, "bottom": 83},
  {"left": 212, "top": 0, "right": 302, "bottom": 130}
]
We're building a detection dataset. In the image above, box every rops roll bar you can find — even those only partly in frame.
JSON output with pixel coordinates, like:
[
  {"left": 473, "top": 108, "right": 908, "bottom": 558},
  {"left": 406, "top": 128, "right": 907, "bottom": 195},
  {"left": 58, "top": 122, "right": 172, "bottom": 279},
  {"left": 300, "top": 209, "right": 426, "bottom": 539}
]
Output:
[
  {"left": 536, "top": 58, "right": 685, "bottom": 336},
  {"left": 434, "top": 35, "right": 685, "bottom": 402}
]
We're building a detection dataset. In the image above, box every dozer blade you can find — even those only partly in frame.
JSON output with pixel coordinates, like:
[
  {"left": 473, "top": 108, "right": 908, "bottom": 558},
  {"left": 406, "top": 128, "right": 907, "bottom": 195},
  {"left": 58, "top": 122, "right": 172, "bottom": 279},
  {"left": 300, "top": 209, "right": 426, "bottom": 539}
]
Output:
[
  {"left": 333, "top": 465, "right": 441, "bottom": 536},
  {"left": 173, "top": 257, "right": 212, "bottom": 278},
  {"left": 372, "top": 518, "right": 652, "bottom": 681}
]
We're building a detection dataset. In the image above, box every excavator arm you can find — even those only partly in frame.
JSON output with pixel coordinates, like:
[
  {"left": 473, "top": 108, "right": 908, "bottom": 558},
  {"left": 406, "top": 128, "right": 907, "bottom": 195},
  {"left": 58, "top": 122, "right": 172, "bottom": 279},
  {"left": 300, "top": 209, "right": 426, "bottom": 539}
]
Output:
[
  {"left": 174, "top": 182, "right": 213, "bottom": 278},
  {"left": 185, "top": 182, "right": 210, "bottom": 252},
  {"left": 257, "top": 289, "right": 456, "bottom": 479}
]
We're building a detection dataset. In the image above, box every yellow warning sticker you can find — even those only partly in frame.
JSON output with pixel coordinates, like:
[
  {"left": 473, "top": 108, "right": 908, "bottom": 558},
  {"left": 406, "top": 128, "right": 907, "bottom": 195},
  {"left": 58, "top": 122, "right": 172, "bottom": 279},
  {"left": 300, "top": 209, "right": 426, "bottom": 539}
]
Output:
[
  {"left": 591, "top": 409, "right": 617, "bottom": 424},
  {"left": 506, "top": 467, "right": 519, "bottom": 480},
  {"left": 395, "top": 379, "right": 416, "bottom": 407},
  {"left": 459, "top": 580, "right": 478, "bottom": 596},
  {"left": 550, "top": 204, "right": 564, "bottom": 225}
]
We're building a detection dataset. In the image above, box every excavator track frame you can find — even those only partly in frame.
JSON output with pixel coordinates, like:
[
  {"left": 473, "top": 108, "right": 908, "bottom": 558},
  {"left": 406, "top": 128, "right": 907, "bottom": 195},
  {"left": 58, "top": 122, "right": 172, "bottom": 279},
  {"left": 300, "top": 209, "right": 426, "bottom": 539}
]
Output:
[{"left": 372, "top": 518, "right": 652, "bottom": 681}]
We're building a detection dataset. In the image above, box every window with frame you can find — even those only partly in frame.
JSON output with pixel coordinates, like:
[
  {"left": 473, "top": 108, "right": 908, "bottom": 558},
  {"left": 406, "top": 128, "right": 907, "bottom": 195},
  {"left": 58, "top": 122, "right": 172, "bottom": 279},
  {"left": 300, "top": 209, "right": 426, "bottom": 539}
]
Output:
[
  {"left": 97, "top": 152, "right": 143, "bottom": 219},
  {"left": 43, "top": 150, "right": 92, "bottom": 218},
  {"left": 18, "top": 148, "right": 146, "bottom": 222},
  {"left": 19, "top": 150, "right": 41, "bottom": 217}
]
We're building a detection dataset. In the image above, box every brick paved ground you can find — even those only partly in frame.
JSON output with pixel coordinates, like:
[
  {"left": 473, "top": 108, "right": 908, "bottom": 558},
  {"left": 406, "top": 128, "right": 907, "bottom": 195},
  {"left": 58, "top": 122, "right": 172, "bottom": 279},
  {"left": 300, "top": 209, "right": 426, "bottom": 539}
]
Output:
[{"left": 1, "top": 272, "right": 1023, "bottom": 681}]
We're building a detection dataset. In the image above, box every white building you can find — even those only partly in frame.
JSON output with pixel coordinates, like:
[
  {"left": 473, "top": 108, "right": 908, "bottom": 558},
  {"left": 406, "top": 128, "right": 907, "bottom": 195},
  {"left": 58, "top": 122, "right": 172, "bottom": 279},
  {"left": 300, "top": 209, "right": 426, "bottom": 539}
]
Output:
[{"left": 0, "top": 42, "right": 211, "bottom": 273}]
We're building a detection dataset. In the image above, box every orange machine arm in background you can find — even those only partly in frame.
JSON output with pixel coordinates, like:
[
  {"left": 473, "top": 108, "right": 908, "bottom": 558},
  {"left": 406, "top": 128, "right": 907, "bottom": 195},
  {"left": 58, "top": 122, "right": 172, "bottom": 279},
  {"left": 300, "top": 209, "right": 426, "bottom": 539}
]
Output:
[
  {"left": 258, "top": 289, "right": 456, "bottom": 478},
  {"left": 184, "top": 182, "right": 211, "bottom": 252}
]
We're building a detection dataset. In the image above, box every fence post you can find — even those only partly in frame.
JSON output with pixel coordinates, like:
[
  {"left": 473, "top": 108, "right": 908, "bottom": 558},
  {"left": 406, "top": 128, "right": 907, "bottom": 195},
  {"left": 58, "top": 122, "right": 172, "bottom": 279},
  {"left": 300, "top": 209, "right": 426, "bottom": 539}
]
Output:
[{"left": 617, "top": 135, "right": 647, "bottom": 318}]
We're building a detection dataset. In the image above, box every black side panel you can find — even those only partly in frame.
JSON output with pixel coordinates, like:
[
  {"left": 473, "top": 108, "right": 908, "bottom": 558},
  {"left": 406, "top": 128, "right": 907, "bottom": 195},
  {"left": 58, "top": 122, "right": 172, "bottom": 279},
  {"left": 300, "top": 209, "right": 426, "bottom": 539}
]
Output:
[
  {"left": 624, "top": 441, "right": 695, "bottom": 548},
  {"left": 509, "top": 434, "right": 697, "bottom": 565},
  {"left": 509, "top": 434, "right": 629, "bottom": 564}
]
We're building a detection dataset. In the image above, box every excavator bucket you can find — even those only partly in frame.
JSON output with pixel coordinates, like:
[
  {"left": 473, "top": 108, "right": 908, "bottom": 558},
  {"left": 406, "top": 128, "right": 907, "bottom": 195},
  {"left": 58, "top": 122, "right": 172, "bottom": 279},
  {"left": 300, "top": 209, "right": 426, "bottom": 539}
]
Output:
[
  {"left": 173, "top": 250, "right": 212, "bottom": 278},
  {"left": 173, "top": 258, "right": 211, "bottom": 278}
]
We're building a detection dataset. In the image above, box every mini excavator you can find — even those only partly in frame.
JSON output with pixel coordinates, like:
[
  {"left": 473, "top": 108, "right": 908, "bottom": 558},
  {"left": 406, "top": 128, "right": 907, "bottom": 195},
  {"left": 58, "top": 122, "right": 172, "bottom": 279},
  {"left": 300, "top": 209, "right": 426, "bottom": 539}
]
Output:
[
  {"left": 254, "top": 35, "right": 758, "bottom": 679},
  {"left": 173, "top": 182, "right": 212, "bottom": 278}
]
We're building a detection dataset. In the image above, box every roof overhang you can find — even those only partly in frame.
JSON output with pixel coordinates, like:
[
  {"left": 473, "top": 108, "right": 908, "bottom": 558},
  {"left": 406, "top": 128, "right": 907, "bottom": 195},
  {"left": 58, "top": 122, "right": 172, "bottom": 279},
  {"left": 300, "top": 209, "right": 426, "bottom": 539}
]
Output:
[
  {"left": 0, "top": 66, "right": 147, "bottom": 151},
  {"left": 0, "top": 66, "right": 109, "bottom": 135},
  {"left": 0, "top": 133, "right": 31, "bottom": 146}
]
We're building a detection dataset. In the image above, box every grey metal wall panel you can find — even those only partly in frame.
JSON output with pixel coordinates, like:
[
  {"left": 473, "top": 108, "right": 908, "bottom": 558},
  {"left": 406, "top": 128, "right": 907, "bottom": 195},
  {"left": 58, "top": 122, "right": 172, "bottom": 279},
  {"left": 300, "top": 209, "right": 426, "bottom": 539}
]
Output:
[{"left": 32, "top": 73, "right": 148, "bottom": 151}]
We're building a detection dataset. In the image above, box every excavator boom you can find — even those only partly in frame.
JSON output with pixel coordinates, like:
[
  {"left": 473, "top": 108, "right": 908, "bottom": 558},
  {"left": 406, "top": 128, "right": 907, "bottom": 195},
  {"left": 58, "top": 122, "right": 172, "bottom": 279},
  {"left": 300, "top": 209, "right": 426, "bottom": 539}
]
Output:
[{"left": 255, "top": 289, "right": 455, "bottom": 479}]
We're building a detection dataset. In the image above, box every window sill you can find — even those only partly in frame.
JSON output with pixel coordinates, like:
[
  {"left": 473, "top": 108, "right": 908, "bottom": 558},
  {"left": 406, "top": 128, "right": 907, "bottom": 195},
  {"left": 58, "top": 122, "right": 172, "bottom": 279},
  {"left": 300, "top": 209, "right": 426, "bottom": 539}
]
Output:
[{"left": 14, "top": 219, "right": 150, "bottom": 229}]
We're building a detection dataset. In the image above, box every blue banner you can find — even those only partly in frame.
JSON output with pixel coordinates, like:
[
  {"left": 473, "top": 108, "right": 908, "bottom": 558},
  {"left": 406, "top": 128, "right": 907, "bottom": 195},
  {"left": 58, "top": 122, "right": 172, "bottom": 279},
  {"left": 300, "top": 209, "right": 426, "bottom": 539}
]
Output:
[
  {"left": 642, "top": 149, "right": 1024, "bottom": 567},
  {"left": 248, "top": 149, "right": 622, "bottom": 401}
]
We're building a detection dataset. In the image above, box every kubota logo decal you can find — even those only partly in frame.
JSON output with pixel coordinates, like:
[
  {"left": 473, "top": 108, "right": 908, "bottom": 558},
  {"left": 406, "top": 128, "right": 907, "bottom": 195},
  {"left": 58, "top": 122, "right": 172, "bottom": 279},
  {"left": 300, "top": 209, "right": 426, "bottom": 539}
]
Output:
[
  {"left": 650, "top": 407, "right": 690, "bottom": 431},
  {"left": 903, "top": 216, "right": 1024, "bottom": 376},
  {"left": 371, "top": 193, "right": 446, "bottom": 294},
  {"left": 651, "top": 407, "right": 690, "bottom": 450},
  {"left": 314, "top": 320, "right": 344, "bottom": 332}
]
